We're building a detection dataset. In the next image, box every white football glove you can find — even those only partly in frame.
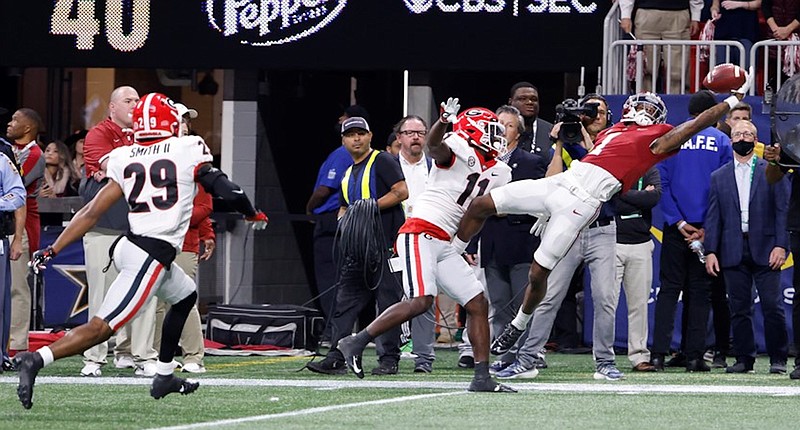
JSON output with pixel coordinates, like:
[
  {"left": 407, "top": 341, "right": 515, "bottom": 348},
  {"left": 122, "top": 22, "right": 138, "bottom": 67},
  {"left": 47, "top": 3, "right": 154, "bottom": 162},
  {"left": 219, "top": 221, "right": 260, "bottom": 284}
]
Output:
[
  {"left": 733, "top": 66, "right": 755, "bottom": 96},
  {"left": 440, "top": 97, "right": 460, "bottom": 124},
  {"left": 529, "top": 214, "right": 549, "bottom": 237}
]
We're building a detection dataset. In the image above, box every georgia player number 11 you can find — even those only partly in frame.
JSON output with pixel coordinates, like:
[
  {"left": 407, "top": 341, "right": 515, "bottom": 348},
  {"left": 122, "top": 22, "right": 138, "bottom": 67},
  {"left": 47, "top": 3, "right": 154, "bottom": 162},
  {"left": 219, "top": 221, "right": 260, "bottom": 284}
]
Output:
[{"left": 50, "top": 0, "right": 151, "bottom": 52}]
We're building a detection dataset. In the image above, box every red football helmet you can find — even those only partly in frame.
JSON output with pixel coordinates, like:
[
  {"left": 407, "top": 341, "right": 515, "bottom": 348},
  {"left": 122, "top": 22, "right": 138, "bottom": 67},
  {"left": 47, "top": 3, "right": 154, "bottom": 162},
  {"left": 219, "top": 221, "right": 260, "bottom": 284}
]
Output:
[
  {"left": 132, "top": 93, "right": 181, "bottom": 142},
  {"left": 453, "top": 107, "right": 507, "bottom": 158},
  {"left": 621, "top": 92, "right": 667, "bottom": 126}
]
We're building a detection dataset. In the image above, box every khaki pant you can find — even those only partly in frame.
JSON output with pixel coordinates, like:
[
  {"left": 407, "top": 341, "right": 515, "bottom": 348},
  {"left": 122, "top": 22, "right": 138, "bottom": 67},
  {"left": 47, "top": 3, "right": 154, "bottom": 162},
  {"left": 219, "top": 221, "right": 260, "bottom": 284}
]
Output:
[
  {"left": 153, "top": 251, "right": 204, "bottom": 365},
  {"left": 82, "top": 231, "right": 157, "bottom": 366},
  {"left": 615, "top": 240, "right": 655, "bottom": 367},
  {"left": 635, "top": 8, "right": 691, "bottom": 94},
  {"left": 9, "top": 231, "right": 29, "bottom": 351}
]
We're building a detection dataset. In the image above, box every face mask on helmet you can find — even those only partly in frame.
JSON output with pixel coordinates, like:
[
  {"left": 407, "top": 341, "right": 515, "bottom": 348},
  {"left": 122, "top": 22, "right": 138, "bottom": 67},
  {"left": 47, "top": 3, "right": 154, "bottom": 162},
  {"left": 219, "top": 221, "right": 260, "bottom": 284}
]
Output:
[
  {"left": 622, "top": 92, "right": 667, "bottom": 126},
  {"left": 132, "top": 93, "right": 181, "bottom": 142},
  {"left": 454, "top": 107, "right": 507, "bottom": 158}
]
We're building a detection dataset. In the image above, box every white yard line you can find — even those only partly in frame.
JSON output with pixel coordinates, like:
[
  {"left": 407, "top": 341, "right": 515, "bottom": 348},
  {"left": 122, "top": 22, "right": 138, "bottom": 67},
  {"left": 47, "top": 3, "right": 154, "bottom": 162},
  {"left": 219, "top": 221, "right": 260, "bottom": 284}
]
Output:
[
  {"left": 147, "top": 391, "right": 466, "bottom": 430},
  {"left": 2, "top": 375, "right": 800, "bottom": 395}
]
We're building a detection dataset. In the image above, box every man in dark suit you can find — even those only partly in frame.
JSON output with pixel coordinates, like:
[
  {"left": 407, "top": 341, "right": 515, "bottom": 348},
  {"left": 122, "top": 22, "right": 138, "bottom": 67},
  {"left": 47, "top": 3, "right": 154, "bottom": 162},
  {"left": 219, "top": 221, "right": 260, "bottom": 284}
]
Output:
[
  {"left": 464, "top": 105, "right": 547, "bottom": 375},
  {"left": 705, "top": 120, "right": 790, "bottom": 374},
  {"left": 509, "top": 82, "right": 554, "bottom": 163}
]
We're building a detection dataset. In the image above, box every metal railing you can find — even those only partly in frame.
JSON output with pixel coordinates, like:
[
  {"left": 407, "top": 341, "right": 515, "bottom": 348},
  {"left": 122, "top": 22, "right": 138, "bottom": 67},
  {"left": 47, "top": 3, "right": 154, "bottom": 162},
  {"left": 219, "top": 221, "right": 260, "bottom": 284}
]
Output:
[
  {"left": 606, "top": 40, "right": 745, "bottom": 95},
  {"left": 750, "top": 40, "right": 800, "bottom": 95},
  {"left": 601, "top": 3, "right": 800, "bottom": 96}
]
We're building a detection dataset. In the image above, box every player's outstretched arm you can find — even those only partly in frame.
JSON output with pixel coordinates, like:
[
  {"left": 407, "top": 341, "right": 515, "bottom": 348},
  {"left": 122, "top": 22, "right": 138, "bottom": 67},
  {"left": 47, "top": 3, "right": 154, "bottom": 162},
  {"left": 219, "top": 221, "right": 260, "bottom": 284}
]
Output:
[
  {"left": 652, "top": 67, "right": 753, "bottom": 154},
  {"left": 196, "top": 163, "right": 268, "bottom": 228},
  {"left": 51, "top": 181, "right": 124, "bottom": 254},
  {"left": 426, "top": 97, "right": 459, "bottom": 165}
]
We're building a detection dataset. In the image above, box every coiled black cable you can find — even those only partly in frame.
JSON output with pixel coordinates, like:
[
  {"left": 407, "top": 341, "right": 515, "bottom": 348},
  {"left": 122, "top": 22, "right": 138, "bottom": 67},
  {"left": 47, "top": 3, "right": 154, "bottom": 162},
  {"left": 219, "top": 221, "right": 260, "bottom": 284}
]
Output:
[{"left": 334, "top": 198, "right": 387, "bottom": 290}]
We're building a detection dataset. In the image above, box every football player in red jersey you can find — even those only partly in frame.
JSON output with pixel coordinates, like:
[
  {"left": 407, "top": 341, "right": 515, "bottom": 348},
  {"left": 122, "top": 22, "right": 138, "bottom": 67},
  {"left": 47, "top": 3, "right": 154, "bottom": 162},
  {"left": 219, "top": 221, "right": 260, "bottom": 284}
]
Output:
[
  {"left": 338, "top": 98, "right": 517, "bottom": 392},
  {"left": 455, "top": 74, "right": 754, "bottom": 356}
]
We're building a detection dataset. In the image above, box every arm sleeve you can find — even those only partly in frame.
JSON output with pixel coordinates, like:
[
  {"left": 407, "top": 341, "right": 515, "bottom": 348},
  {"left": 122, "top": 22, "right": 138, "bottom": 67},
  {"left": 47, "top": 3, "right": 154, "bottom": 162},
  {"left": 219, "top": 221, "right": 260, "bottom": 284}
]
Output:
[
  {"left": 190, "top": 187, "right": 214, "bottom": 227},
  {"left": 762, "top": 0, "right": 773, "bottom": 19},
  {"left": 774, "top": 173, "right": 790, "bottom": 250},
  {"left": 619, "top": 0, "right": 635, "bottom": 19},
  {"left": 199, "top": 217, "right": 215, "bottom": 242},
  {"left": 704, "top": 175, "right": 722, "bottom": 255},
  {"left": 195, "top": 164, "right": 257, "bottom": 217},
  {"left": 375, "top": 153, "right": 405, "bottom": 196},
  {"left": 83, "top": 126, "right": 114, "bottom": 176},
  {"left": 0, "top": 154, "right": 26, "bottom": 211},
  {"left": 690, "top": 0, "right": 704, "bottom": 21},
  {"left": 657, "top": 160, "right": 684, "bottom": 225}
]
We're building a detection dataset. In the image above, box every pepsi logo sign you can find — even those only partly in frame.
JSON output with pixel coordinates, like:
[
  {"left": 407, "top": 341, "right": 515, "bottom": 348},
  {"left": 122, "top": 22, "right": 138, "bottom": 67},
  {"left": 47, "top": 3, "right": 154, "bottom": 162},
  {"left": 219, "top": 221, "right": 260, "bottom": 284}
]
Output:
[{"left": 205, "top": 0, "right": 347, "bottom": 46}]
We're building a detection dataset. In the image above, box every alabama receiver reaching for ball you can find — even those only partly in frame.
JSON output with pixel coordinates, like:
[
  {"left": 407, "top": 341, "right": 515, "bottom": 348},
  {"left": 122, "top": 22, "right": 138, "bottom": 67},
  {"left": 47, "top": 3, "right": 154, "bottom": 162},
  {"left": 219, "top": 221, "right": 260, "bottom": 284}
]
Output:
[
  {"left": 338, "top": 99, "right": 517, "bottom": 392},
  {"left": 456, "top": 72, "right": 754, "bottom": 357},
  {"left": 15, "top": 93, "right": 268, "bottom": 409}
]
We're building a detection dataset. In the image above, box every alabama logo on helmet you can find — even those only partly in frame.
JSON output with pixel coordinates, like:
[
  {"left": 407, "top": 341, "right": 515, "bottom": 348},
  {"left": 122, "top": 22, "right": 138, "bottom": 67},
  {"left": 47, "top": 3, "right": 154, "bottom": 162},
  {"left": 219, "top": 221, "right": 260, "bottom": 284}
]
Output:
[
  {"left": 453, "top": 107, "right": 507, "bottom": 158},
  {"left": 133, "top": 93, "right": 181, "bottom": 142}
]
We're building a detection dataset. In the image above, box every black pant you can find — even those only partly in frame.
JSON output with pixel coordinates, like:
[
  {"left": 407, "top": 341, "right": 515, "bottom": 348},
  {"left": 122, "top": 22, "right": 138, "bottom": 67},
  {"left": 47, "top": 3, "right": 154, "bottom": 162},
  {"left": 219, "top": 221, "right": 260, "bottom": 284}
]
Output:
[
  {"left": 653, "top": 225, "right": 711, "bottom": 360},
  {"left": 710, "top": 273, "right": 731, "bottom": 355},
  {"left": 724, "top": 236, "right": 787, "bottom": 364},
  {"left": 327, "top": 256, "right": 402, "bottom": 365},
  {"left": 791, "top": 232, "right": 800, "bottom": 366},
  {"left": 312, "top": 211, "right": 340, "bottom": 321}
]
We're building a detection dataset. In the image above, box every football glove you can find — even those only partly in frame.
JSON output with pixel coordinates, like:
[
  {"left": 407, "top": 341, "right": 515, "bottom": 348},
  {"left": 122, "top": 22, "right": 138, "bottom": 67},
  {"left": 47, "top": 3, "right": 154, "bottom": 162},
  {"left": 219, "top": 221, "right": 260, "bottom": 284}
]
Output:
[
  {"left": 440, "top": 97, "right": 460, "bottom": 124},
  {"left": 246, "top": 211, "right": 269, "bottom": 230},
  {"left": 529, "top": 214, "right": 549, "bottom": 237},
  {"left": 733, "top": 66, "right": 755, "bottom": 96},
  {"left": 30, "top": 246, "right": 57, "bottom": 274}
]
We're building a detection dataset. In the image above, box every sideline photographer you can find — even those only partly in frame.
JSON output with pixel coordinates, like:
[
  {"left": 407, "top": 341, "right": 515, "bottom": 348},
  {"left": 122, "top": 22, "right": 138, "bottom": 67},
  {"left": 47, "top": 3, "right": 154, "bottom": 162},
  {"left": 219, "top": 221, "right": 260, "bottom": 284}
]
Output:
[{"left": 545, "top": 97, "right": 599, "bottom": 176}]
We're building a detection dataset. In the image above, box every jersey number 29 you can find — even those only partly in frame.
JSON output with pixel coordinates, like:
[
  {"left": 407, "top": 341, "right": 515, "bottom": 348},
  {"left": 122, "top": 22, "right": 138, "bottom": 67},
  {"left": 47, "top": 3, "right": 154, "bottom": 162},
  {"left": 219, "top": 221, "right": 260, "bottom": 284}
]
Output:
[{"left": 124, "top": 160, "right": 178, "bottom": 213}]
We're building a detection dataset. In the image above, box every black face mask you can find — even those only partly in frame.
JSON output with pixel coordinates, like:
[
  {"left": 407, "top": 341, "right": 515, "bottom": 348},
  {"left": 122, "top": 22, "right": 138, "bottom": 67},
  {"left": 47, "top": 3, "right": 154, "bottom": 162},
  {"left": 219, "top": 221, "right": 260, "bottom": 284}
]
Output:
[{"left": 732, "top": 140, "right": 755, "bottom": 156}]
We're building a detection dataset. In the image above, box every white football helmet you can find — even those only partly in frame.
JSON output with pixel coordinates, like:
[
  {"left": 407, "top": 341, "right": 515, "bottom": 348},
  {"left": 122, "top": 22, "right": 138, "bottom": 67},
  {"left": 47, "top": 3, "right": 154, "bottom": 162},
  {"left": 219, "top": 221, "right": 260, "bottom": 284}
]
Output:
[{"left": 621, "top": 92, "right": 667, "bottom": 126}]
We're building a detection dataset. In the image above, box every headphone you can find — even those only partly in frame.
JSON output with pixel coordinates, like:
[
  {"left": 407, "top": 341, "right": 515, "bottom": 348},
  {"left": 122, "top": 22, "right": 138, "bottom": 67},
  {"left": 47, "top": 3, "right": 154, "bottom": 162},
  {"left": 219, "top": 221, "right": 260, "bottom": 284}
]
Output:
[{"left": 579, "top": 93, "right": 613, "bottom": 127}]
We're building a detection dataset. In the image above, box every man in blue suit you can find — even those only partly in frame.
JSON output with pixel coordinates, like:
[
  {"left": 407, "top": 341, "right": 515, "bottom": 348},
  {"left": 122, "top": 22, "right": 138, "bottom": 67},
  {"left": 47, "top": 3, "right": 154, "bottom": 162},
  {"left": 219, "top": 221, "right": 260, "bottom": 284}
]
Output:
[{"left": 705, "top": 120, "right": 790, "bottom": 374}]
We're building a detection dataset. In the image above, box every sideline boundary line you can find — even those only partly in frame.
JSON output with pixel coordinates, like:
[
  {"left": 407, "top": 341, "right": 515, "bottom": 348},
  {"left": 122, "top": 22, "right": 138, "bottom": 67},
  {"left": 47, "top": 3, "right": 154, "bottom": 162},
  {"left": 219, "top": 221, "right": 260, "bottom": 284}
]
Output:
[{"left": 2, "top": 376, "right": 800, "bottom": 395}]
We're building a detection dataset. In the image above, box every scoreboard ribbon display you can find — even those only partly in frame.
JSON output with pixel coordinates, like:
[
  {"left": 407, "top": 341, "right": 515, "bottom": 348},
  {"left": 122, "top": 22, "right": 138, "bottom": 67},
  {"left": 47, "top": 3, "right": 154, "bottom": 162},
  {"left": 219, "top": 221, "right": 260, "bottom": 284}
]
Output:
[{"left": 0, "top": 1, "right": 610, "bottom": 70}]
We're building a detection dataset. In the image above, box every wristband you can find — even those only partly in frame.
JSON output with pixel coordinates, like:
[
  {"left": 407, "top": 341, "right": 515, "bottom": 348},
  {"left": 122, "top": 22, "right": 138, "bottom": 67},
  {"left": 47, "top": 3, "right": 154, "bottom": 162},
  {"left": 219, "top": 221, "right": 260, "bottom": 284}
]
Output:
[
  {"left": 451, "top": 236, "right": 469, "bottom": 254},
  {"left": 677, "top": 221, "right": 687, "bottom": 230},
  {"left": 724, "top": 95, "right": 740, "bottom": 110}
]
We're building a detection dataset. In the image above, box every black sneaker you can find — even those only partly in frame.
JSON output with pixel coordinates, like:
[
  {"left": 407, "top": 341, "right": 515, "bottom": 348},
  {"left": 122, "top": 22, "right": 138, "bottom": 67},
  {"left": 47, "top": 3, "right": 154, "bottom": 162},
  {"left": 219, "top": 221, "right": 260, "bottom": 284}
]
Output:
[
  {"left": 725, "top": 361, "right": 754, "bottom": 374},
  {"left": 371, "top": 361, "right": 398, "bottom": 376},
  {"left": 306, "top": 356, "right": 347, "bottom": 375},
  {"left": 15, "top": 352, "right": 44, "bottom": 409},
  {"left": 458, "top": 356, "right": 475, "bottom": 369},
  {"left": 468, "top": 377, "right": 518, "bottom": 393},
  {"left": 491, "top": 324, "right": 525, "bottom": 355},
  {"left": 790, "top": 365, "right": 800, "bottom": 380},
  {"left": 711, "top": 352, "right": 728, "bottom": 369},
  {"left": 769, "top": 362, "right": 787, "bottom": 375},
  {"left": 150, "top": 374, "right": 200, "bottom": 400},
  {"left": 337, "top": 335, "right": 365, "bottom": 379}
]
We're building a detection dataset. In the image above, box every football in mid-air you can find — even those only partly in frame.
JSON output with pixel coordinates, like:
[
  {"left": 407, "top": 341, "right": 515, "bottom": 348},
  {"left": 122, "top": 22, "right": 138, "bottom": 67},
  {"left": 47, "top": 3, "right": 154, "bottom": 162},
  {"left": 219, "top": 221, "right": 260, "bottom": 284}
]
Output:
[{"left": 702, "top": 63, "right": 747, "bottom": 93}]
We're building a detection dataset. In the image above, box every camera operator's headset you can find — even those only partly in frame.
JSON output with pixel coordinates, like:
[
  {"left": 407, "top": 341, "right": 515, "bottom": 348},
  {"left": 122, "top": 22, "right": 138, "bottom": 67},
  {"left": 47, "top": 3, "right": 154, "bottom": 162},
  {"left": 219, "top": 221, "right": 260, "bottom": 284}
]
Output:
[{"left": 579, "top": 93, "right": 613, "bottom": 127}]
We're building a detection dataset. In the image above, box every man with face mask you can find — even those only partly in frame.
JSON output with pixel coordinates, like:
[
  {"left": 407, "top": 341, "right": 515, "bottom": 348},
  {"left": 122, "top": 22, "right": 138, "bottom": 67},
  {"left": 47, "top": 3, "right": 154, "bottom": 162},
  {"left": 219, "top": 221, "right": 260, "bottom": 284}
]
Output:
[{"left": 704, "top": 120, "right": 790, "bottom": 374}]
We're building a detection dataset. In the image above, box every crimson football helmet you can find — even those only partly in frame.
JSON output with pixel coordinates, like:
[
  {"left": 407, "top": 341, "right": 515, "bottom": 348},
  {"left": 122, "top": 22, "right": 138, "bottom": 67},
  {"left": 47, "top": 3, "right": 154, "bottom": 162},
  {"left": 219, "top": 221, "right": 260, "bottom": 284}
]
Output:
[
  {"left": 132, "top": 93, "right": 181, "bottom": 141},
  {"left": 453, "top": 107, "right": 507, "bottom": 158},
  {"left": 621, "top": 92, "right": 667, "bottom": 126}
]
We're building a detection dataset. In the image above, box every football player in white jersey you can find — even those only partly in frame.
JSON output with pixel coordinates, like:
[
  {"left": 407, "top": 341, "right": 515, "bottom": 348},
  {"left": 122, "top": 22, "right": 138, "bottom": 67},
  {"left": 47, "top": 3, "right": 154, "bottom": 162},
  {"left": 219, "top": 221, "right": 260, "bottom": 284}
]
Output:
[
  {"left": 15, "top": 93, "right": 268, "bottom": 409},
  {"left": 338, "top": 98, "right": 517, "bottom": 392}
]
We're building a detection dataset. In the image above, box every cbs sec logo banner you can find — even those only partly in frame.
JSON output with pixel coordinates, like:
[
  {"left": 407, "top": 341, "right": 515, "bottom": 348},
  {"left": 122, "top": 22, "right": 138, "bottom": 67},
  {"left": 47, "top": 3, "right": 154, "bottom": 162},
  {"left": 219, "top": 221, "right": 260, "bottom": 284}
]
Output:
[{"left": 1, "top": 1, "right": 610, "bottom": 70}]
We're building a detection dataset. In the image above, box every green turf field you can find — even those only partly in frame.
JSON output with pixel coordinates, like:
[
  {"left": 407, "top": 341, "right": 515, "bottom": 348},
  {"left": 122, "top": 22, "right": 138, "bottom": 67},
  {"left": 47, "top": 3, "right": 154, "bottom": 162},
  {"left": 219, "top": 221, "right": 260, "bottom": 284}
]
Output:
[{"left": 2, "top": 348, "right": 800, "bottom": 429}]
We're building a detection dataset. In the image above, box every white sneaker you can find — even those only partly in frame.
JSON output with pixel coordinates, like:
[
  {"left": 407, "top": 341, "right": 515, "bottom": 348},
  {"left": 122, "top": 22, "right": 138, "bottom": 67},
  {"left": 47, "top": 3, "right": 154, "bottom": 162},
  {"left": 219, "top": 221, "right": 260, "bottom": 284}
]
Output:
[
  {"left": 135, "top": 362, "right": 158, "bottom": 377},
  {"left": 181, "top": 362, "right": 207, "bottom": 374},
  {"left": 80, "top": 363, "right": 102, "bottom": 377},
  {"left": 114, "top": 355, "right": 135, "bottom": 369}
]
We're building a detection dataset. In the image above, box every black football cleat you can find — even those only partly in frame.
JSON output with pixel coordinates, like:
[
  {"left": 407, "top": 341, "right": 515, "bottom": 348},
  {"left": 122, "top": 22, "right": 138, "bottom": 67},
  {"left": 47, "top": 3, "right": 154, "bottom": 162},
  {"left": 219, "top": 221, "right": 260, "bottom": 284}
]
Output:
[
  {"left": 468, "top": 377, "right": 518, "bottom": 393},
  {"left": 337, "top": 335, "right": 365, "bottom": 379},
  {"left": 150, "top": 374, "right": 200, "bottom": 400},
  {"left": 491, "top": 323, "right": 525, "bottom": 355},
  {"left": 16, "top": 352, "right": 44, "bottom": 409}
]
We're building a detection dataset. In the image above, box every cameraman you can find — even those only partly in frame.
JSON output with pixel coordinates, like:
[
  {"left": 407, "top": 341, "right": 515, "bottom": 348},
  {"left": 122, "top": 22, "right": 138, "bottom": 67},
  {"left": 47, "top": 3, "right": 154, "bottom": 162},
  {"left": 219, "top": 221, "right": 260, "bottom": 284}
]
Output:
[{"left": 495, "top": 96, "right": 626, "bottom": 380}]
